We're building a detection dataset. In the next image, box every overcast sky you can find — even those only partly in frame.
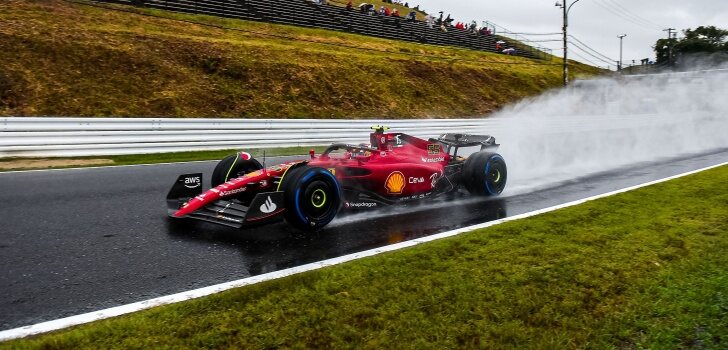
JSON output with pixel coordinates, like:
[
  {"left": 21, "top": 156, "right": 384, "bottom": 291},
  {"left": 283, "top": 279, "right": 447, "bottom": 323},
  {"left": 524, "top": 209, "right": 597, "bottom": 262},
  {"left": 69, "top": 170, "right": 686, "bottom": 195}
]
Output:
[{"left": 409, "top": 0, "right": 728, "bottom": 69}]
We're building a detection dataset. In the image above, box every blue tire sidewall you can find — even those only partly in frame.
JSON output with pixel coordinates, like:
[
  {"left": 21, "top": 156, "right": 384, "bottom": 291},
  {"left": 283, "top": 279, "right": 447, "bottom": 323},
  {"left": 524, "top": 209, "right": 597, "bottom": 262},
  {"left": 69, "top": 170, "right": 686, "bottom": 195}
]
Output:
[
  {"left": 484, "top": 154, "right": 506, "bottom": 196},
  {"left": 293, "top": 168, "right": 341, "bottom": 226}
]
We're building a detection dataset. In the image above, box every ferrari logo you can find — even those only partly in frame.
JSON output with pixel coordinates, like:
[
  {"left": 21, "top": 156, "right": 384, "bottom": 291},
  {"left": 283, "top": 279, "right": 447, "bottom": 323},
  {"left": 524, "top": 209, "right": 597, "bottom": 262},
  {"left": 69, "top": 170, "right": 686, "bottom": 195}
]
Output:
[{"left": 385, "top": 171, "right": 406, "bottom": 194}]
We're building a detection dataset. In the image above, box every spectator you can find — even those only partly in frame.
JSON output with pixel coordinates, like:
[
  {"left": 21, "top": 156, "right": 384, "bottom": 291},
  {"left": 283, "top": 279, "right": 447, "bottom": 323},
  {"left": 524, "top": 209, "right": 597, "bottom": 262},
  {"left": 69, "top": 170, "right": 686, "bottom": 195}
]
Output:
[
  {"left": 379, "top": 6, "right": 385, "bottom": 15},
  {"left": 359, "top": 2, "right": 368, "bottom": 13},
  {"left": 392, "top": 9, "right": 400, "bottom": 17},
  {"left": 439, "top": 23, "right": 447, "bottom": 32},
  {"left": 346, "top": 0, "right": 353, "bottom": 10},
  {"left": 424, "top": 13, "right": 434, "bottom": 28},
  {"left": 503, "top": 48, "right": 516, "bottom": 55},
  {"left": 404, "top": 2, "right": 408, "bottom": 7},
  {"left": 405, "top": 11, "right": 416, "bottom": 22},
  {"left": 384, "top": 7, "right": 391, "bottom": 16},
  {"left": 469, "top": 20, "right": 477, "bottom": 33},
  {"left": 495, "top": 42, "right": 503, "bottom": 51}
]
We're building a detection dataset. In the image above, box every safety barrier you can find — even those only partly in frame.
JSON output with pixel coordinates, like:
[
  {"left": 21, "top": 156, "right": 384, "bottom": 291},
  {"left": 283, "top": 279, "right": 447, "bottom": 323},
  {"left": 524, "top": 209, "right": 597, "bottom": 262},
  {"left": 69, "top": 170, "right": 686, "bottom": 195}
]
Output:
[{"left": 0, "top": 117, "right": 503, "bottom": 157}]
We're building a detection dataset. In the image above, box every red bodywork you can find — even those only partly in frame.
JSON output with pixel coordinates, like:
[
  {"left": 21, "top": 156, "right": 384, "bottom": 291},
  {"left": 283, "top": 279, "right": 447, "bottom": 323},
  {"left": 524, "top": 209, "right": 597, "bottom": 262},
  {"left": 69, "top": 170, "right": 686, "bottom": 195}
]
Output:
[{"left": 172, "top": 131, "right": 451, "bottom": 219}]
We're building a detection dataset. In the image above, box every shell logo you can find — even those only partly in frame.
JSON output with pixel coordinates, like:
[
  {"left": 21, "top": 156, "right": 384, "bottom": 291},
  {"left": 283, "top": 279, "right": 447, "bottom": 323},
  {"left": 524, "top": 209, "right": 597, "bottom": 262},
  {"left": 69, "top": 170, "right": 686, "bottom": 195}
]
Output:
[{"left": 385, "top": 171, "right": 406, "bottom": 194}]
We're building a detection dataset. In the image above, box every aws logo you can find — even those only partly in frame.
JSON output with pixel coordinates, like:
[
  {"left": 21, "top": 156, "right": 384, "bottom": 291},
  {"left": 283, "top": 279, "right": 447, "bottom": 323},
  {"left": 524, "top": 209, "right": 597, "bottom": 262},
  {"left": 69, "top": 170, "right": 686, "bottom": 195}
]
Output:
[
  {"left": 183, "top": 176, "right": 201, "bottom": 189},
  {"left": 385, "top": 171, "right": 406, "bottom": 194}
]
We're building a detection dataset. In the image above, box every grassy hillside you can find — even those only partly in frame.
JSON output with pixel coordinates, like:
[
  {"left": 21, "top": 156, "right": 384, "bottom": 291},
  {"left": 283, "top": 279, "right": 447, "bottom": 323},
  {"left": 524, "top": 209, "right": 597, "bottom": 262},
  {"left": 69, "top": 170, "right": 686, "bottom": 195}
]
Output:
[{"left": 0, "top": 0, "right": 599, "bottom": 118}]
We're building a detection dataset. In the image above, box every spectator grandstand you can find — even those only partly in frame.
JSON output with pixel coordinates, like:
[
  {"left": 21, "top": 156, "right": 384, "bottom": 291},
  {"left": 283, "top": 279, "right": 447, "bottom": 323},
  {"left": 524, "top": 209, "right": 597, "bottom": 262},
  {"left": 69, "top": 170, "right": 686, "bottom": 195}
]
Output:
[{"left": 98, "top": 0, "right": 543, "bottom": 59}]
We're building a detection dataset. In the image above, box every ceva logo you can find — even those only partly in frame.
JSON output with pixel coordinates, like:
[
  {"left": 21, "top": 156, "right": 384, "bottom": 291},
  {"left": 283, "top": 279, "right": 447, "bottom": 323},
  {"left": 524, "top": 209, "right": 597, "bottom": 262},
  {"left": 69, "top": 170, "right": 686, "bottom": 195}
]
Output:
[{"left": 260, "top": 196, "right": 277, "bottom": 214}]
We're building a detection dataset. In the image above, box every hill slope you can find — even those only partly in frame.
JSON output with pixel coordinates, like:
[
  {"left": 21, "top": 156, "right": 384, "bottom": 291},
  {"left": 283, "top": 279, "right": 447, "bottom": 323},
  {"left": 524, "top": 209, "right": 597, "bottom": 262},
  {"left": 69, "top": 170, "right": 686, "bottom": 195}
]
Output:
[{"left": 0, "top": 0, "right": 599, "bottom": 118}]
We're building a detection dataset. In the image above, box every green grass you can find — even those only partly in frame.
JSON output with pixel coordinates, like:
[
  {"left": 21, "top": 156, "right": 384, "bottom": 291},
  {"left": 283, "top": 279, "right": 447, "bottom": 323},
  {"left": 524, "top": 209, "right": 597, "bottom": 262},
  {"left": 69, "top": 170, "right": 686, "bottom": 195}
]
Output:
[
  {"left": 3, "top": 165, "right": 727, "bottom": 349},
  {"left": 0, "top": 146, "right": 326, "bottom": 171},
  {"left": 0, "top": 0, "right": 600, "bottom": 119},
  {"left": 106, "top": 146, "right": 325, "bottom": 164}
]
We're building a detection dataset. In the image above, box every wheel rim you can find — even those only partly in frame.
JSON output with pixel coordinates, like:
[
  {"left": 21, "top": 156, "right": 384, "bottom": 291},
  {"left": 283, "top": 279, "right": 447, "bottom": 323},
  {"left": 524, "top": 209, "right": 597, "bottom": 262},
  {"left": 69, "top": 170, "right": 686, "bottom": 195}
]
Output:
[
  {"left": 494, "top": 170, "right": 502, "bottom": 184},
  {"left": 311, "top": 189, "right": 327, "bottom": 208},
  {"left": 303, "top": 180, "right": 334, "bottom": 219},
  {"left": 484, "top": 158, "right": 506, "bottom": 194}
]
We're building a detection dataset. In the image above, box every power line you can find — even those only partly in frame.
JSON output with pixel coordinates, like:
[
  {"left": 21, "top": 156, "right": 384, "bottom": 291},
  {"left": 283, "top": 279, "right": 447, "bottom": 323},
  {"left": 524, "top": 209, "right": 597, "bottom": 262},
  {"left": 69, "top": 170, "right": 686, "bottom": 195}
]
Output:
[
  {"left": 569, "top": 42, "right": 615, "bottom": 66},
  {"left": 568, "top": 35, "right": 616, "bottom": 62},
  {"left": 501, "top": 32, "right": 563, "bottom": 36},
  {"left": 568, "top": 41, "right": 616, "bottom": 66},
  {"left": 513, "top": 38, "right": 563, "bottom": 43},
  {"left": 568, "top": 50, "right": 608, "bottom": 69},
  {"left": 592, "top": 0, "right": 662, "bottom": 31},
  {"left": 600, "top": 0, "right": 663, "bottom": 30},
  {"left": 500, "top": 31, "right": 616, "bottom": 63},
  {"left": 545, "top": 45, "right": 612, "bottom": 70},
  {"left": 595, "top": 0, "right": 660, "bottom": 29}
]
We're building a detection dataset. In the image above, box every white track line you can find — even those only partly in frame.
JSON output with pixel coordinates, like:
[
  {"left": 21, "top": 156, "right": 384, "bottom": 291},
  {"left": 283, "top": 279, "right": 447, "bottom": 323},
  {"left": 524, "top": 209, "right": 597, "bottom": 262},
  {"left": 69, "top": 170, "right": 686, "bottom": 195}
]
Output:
[{"left": 1, "top": 161, "right": 726, "bottom": 341}]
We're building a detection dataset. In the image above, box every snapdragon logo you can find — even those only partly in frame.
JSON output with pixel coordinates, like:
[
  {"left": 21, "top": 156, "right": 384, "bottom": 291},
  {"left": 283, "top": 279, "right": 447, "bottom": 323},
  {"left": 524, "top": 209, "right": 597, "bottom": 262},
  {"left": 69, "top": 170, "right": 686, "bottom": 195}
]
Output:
[
  {"left": 347, "top": 202, "right": 377, "bottom": 208},
  {"left": 260, "top": 196, "right": 277, "bottom": 214}
]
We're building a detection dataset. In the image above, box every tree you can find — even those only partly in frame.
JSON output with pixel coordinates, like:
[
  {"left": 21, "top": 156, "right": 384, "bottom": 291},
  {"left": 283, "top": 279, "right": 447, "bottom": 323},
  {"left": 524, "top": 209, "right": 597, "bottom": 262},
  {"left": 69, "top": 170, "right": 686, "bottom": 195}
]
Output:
[
  {"left": 653, "top": 26, "right": 728, "bottom": 66},
  {"left": 654, "top": 37, "right": 678, "bottom": 65}
]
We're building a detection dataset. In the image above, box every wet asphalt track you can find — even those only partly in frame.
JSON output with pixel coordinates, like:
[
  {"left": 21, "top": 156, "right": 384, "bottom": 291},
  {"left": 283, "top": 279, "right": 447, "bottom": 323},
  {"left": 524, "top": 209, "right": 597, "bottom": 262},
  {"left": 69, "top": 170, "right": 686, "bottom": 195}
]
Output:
[{"left": 1, "top": 149, "right": 727, "bottom": 330}]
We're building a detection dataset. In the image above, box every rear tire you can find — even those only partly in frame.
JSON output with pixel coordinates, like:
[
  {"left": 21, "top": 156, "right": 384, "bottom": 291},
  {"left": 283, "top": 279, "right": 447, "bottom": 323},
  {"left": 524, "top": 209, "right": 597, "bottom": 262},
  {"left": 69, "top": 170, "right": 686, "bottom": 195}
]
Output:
[
  {"left": 462, "top": 152, "right": 507, "bottom": 196},
  {"left": 211, "top": 152, "right": 262, "bottom": 187},
  {"left": 280, "top": 166, "right": 341, "bottom": 231}
]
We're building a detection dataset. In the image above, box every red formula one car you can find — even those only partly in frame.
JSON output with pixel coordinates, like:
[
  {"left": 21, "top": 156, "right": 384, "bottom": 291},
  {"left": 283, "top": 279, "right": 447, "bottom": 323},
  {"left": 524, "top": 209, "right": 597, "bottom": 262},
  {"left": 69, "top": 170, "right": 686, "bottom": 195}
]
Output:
[{"left": 166, "top": 126, "right": 507, "bottom": 231}]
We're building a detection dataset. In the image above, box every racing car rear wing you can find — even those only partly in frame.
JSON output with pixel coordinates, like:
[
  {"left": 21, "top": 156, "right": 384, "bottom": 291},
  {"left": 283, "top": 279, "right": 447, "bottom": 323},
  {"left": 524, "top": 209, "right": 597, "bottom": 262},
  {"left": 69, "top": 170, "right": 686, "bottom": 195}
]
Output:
[
  {"left": 432, "top": 133, "right": 499, "bottom": 158},
  {"left": 434, "top": 133, "right": 499, "bottom": 150}
]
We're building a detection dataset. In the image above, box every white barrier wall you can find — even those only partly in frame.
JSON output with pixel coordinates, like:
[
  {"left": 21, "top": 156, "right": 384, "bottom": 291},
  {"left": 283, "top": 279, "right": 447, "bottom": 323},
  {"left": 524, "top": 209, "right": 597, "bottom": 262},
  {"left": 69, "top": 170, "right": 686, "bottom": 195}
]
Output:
[
  {"left": 0, "top": 115, "right": 671, "bottom": 157},
  {"left": 0, "top": 117, "right": 504, "bottom": 157}
]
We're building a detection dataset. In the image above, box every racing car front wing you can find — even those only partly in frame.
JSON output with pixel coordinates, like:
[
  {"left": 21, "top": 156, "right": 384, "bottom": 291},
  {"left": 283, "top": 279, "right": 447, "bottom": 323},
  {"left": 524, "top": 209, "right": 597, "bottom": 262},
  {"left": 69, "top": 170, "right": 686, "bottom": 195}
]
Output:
[{"left": 166, "top": 174, "right": 286, "bottom": 228}]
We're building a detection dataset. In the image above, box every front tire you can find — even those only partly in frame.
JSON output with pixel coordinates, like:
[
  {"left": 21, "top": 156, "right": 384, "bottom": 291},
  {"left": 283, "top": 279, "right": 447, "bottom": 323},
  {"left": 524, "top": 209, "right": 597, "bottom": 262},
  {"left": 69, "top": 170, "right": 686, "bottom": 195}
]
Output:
[
  {"left": 462, "top": 152, "right": 507, "bottom": 196},
  {"left": 211, "top": 152, "right": 263, "bottom": 187},
  {"left": 280, "top": 166, "right": 341, "bottom": 231}
]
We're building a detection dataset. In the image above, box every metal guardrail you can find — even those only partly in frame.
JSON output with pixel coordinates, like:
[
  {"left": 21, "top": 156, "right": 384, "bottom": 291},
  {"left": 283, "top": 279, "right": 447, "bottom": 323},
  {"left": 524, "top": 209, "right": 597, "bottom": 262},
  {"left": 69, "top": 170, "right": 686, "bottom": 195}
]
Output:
[
  {"left": 0, "top": 115, "right": 673, "bottom": 158},
  {"left": 0, "top": 117, "right": 502, "bottom": 157}
]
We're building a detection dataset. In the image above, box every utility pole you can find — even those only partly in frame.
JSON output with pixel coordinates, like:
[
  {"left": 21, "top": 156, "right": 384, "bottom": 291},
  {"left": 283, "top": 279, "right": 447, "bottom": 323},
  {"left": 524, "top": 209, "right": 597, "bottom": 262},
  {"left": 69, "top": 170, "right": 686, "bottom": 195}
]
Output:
[
  {"left": 617, "top": 34, "right": 627, "bottom": 71},
  {"left": 663, "top": 28, "right": 675, "bottom": 66},
  {"left": 556, "top": 0, "right": 581, "bottom": 86}
]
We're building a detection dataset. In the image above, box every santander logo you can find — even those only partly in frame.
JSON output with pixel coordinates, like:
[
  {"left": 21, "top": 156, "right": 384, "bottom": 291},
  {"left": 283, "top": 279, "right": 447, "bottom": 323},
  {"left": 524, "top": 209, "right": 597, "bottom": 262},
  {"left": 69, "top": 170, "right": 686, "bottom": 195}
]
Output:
[{"left": 260, "top": 196, "right": 277, "bottom": 214}]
